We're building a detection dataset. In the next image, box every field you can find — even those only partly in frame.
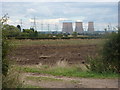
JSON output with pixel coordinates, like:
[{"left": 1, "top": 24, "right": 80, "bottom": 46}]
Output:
[
  {"left": 8, "top": 39, "right": 118, "bottom": 88},
  {"left": 9, "top": 39, "right": 103, "bottom": 65}
]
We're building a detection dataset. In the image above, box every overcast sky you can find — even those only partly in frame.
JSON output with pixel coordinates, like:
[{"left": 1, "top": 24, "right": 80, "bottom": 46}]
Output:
[{"left": 0, "top": 1, "right": 118, "bottom": 31}]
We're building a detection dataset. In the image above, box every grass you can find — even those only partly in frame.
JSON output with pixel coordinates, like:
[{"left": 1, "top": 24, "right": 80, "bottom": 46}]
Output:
[
  {"left": 70, "top": 80, "right": 80, "bottom": 83},
  {"left": 9, "top": 39, "right": 118, "bottom": 79},
  {"left": 2, "top": 65, "right": 23, "bottom": 88},
  {"left": 10, "top": 39, "right": 105, "bottom": 46},
  {"left": 26, "top": 76, "right": 63, "bottom": 81},
  {"left": 22, "top": 84, "right": 43, "bottom": 88},
  {"left": 17, "top": 65, "right": 118, "bottom": 79}
]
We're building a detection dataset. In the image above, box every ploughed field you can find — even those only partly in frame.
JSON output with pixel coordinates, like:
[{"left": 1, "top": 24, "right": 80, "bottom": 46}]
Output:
[
  {"left": 9, "top": 39, "right": 102, "bottom": 65},
  {"left": 8, "top": 39, "right": 119, "bottom": 88}
]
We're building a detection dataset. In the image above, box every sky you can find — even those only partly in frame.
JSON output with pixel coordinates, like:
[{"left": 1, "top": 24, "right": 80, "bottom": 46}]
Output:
[{"left": 0, "top": 1, "right": 118, "bottom": 31}]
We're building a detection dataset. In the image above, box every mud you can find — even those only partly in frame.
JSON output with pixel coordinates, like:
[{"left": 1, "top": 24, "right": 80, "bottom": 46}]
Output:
[{"left": 9, "top": 44, "right": 98, "bottom": 65}]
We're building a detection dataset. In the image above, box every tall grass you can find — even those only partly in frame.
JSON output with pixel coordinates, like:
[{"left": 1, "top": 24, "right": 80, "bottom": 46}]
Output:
[
  {"left": 17, "top": 60, "right": 118, "bottom": 79},
  {"left": 2, "top": 38, "right": 23, "bottom": 88},
  {"left": 2, "top": 65, "right": 23, "bottom": 88}
]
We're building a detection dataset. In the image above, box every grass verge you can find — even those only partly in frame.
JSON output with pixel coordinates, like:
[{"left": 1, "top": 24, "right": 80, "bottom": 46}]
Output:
[
  {"left": 26, "top": 76, "right": 63, "bottom": 81},
  {"left": 17, "top": 65, "right": 118, "bottom": 79},
  {"left": 22, "top": 84, "right": 42, "bottom": 88}
]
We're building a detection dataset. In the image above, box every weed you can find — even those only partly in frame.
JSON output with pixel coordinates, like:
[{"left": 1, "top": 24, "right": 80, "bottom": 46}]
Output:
[
  {"left": 18, "top": 65, "right": 118, "bottom": 79},
  {"left": 22, "top": 84, "right": 42, "bottom": 88},
  {"left": 2, "top": 65, "right": 23, "bottom": 88},
  {"left": 26, "top": 76, "right": 63, "bottom": 81}
]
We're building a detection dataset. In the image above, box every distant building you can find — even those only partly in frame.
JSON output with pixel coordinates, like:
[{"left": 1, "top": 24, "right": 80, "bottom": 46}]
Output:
[
  {"left": 62, "top": 22, "right": 73, "bottom": 34},
  {"left": 88, "top": 22, "right": 94, "bottom": 32},
  {"left": 75, "top": 22, "right": 84, "bottom": 33}
]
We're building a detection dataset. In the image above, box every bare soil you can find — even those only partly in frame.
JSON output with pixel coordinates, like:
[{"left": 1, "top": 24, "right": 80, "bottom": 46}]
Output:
[
  {"left": 8, "top": 43, "right": 118, "bottom": 88},
  {"left": 9, "top": 44, "right": 97, "bottom": 65},
  {"left": 21, "top": 73, "right": 118, "bottom": 88}
]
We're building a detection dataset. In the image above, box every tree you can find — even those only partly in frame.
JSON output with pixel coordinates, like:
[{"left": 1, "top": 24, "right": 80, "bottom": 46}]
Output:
[
  {"left": 2, "top": 24, "right": 21, "bottom": 37},
  {"left": 72, "top": 32, "right": 78, "bottom": 38},
  {"left": 34, "top": 31, "right": 38, "bottom": 37},
  {"left": 17, "top": 25, "right": 21, "bottom": 31},
  {"left": 23, "top": 29, "right": 34, "bottom": 33},
  {"left": 30, "top": 27, "right": 34, "bottom": 32}
]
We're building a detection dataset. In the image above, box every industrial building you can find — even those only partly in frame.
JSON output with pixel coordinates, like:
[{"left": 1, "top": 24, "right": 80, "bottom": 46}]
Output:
[
  {"left": 62, "top": 21, "right": 95, "bottom": 34},
  {"left": 62, "top": 22, "right": 73, "bottom": 34},
  {"left": 75, "top": 22, "right": 84, "bottom": 33},
  {"left": 88, "top": 22, "right": 94, "bottom": 32}
]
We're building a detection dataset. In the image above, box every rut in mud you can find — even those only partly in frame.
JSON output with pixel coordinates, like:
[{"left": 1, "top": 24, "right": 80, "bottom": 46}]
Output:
[
  {"left": 21, "top": 72, "right": 118, "bottom": 88},
  {"left": 9, "top": 44, "right": 97, "bottom": 65}
]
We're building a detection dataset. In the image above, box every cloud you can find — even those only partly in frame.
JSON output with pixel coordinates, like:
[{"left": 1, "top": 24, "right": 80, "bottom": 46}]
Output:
[
  {"left": 27, "top": 8, "right": 37, "bottom": 14},
  {"left": 2, "top": 2, "right": 117, "bottom": 30},
  {"left": 1, "top": 0, "right": 119, "bottom": 2},
  {"left": 29, "top": 18, "right": 69, "bottom": 24}
]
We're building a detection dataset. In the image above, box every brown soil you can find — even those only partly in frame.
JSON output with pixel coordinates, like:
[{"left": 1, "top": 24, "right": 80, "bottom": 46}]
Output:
[
  {"left": 21, "top": 73, "right": 118, "bottom": 88},
  {"left": 9, "top": 44, "right": 97, "bottom": 65},
  {"left": 8, "top": 44, "right": 118, "bottom": 88}
]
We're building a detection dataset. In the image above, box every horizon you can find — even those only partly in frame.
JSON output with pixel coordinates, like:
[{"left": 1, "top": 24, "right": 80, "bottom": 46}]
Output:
[{"left": 0, "top": 2, "right": 118, "bottom": 31}]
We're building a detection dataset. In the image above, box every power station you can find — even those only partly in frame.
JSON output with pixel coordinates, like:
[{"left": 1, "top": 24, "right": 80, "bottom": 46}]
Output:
[
  {"left": 88, "top": 22, "right": 94, "bottom": 32},
  {"left": 62, "top": 21, "right": 94, "bottom": 34},
  {"left": 62, "top": 22, "right": 73, "bottom": 34},
  {"left": 75, "top": 22, "right": 83, "bottom": 34}
]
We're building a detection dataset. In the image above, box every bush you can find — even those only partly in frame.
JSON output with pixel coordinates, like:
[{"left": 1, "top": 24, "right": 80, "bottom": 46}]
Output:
[
  {"left": 2, "top": 24, "right": 23, "bottom": 88},
  {"left": 86, "top": 56, "right": 111, "bottom": 73},
  {"left": 102, "top": 31, "right": 120, "bottom": 72},
  {"left": 2, "top": 37, "right": 9, "bottom": 76},
  {"left": 2, "top": 66, "right": 23, "bottom": 88},
  {"left": 86, "top": 30, "right": 120, "bottom": 73}
]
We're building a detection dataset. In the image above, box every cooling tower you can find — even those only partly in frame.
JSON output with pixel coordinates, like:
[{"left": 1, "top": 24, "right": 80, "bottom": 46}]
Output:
[
  {"left": 75, "top": 22, "right": 84, "bottom": 33},
  {"left": 88, "top": 22, "right": 94, "bottom": 32},
  {"left": 62, "top": 22, "right": 73, "bottom": 34}
]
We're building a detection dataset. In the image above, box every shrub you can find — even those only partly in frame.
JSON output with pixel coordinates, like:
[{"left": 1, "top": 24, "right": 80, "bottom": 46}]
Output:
[
  {"left": 2, "top": 24, "right": 23, "bottom": 88},
  {"left": 2, "top": 37, "right": 9, "bottom": 76},
  {"left": 2, "top": 66, "right": 23, "bottom": 88},
  {"left": 102, "top": 31, "right": 120, "bottom": 72},
  {"left": 86, "top": 30, "right": 120, "bottom": 73}
]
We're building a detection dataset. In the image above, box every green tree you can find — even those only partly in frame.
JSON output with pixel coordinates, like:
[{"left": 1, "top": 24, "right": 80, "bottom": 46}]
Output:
[
  {"left": 23, "top": 29, "right": 34, "bottom": 33},
  {"left": 17, "top": 25, "right": 21, "bottom": 31},
  {"left": 34, "top": 31, "right": 38, "bottom": 37},
  {"left": 72, "top": 32, "right": 78, "bottom": 38},
  {"left": 2, "top": 24, "right": 21, "bottom": 37}
]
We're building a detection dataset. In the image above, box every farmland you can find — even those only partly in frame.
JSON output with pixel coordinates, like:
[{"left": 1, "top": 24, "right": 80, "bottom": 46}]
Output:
[
  {"left": 9, "top": 39, "right": 104, "bottom": 65},
  {"left": 6, "top": 39, "right": 118, "bottom": 88}
]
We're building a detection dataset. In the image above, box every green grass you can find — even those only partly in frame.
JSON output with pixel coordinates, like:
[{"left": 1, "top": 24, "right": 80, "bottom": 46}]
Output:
[
  {"left": 10, "top": 39, "right": 105, "bottom": 46},
  {"left": 22, "top": 84, "right": 42, "bottom": 88},
  {"left": 18, "top": 65, "right": 118, "bottom": 79},
  {"left": 26, "top": 76, "right": 63, "bottom": 81}
]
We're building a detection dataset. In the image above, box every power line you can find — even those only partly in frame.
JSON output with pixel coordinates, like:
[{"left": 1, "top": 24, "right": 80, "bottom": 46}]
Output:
[
  {"left": 41, "top": 22, "right": 43, "bottom": 31},
  {"left": 55, "top": 24, "right": 58, "bottom": 33},
  {"left": 31, "top": 16, "right": 37, "bottom": 30},
  {"left": 20, "top": 19, "right": 22, "bottom": 30},
  {"left": 48, "top": 24, "right": 50, "bottom": 33}
]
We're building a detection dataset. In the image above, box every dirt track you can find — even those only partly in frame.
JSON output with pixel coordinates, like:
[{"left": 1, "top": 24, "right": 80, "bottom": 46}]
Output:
[
  {"left": 21, "top": 72, "right": 118, "bottom": 88},
  {"left": 8, "top": 42, "right": 119, "bottom": 88},
  {"left": 9, "top": 44, "right": 97, "bottom": 65}
]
